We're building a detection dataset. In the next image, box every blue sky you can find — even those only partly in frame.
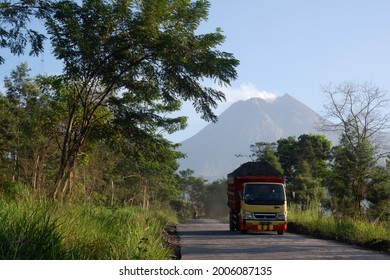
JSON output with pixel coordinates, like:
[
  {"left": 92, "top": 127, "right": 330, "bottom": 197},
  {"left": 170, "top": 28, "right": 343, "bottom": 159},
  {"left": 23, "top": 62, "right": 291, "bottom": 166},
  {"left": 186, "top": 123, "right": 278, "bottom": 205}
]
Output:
[
  {"left": 173, "top": 0, "right": 390, "bottom": 142},
  {"left": 1, "top": 0, "right": 390, "bottom": 143}
]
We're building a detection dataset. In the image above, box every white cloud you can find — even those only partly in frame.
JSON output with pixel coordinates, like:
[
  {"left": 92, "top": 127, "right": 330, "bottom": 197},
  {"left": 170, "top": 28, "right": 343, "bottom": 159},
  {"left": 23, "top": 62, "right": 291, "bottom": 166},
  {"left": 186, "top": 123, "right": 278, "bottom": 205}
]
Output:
[
  {"left": 165, "top": 83, "right": 280, "bottom": 143},
  {"left": 221, "top": 83, "right": 279, "bottom": 103}
]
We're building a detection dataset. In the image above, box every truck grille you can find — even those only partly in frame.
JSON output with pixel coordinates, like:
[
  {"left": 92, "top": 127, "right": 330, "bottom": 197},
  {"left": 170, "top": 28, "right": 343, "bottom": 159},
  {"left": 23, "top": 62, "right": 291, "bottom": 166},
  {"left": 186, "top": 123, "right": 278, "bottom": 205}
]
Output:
[{"left": 254, "top": 212, "right": 277, "bottom": 220}]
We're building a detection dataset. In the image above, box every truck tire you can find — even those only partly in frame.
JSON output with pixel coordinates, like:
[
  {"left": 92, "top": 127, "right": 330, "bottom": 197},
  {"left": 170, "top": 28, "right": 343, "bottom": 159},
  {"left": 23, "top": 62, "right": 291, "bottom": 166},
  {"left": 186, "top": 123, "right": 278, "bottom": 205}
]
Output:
[
  {"left": 240, "top": 229, "right": 248, "bottom": 234},
  {"left": 277, "top": 230, "right": 284, "bottom": 235},
  {"left": 229, "top": 212, "right": 235, "bottom": 231}
]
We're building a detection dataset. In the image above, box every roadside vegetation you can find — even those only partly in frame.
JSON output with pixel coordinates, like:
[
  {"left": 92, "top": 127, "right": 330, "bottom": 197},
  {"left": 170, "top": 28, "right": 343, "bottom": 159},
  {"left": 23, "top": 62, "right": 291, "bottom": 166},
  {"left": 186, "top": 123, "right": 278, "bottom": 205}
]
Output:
[
  {"left": 0, "top": 0, "right": 237, "bottom": 260},
  {"left": 246, "top": 82, "right": 390, "bottom": 252},
  {"left": 194, "top": 82, "right": 390, "bottom": 253},
  {"left": 0, "top": 188, "right": 179, "bottom": 259},
  {"left": 1, "top": 0, "right": 389, "bottom": 258},
  {"left": 288, "top": 206, "right": 390, "bottom": 252}
]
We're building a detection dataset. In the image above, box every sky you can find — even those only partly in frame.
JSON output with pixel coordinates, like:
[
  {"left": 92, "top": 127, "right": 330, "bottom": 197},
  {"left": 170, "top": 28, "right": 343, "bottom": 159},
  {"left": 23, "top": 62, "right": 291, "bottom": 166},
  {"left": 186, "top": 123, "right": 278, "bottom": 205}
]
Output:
[{"left": 1, "top": 0, "right": 390, "bottom": 143}]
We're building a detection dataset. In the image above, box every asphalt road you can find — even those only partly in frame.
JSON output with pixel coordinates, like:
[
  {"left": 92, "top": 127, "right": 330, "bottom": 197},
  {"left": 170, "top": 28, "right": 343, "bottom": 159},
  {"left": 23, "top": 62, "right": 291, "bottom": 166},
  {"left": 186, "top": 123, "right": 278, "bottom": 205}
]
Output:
[{"left": 177, "top": 219, "right": 390, "bottom": 260}]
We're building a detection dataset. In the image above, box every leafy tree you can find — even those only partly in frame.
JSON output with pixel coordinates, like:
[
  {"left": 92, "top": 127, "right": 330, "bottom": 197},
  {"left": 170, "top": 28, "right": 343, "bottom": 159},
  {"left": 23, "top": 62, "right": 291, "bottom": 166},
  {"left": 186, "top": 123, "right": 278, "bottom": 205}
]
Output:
[
  {"left": 0, "top": 63, "right": 60, "bottom": 194},
  {"left": 0, "top": 95, "right": 18, "bottom": 184},
  {"left": 292, "top": 135, "right": 331, "bottom": 209},
  {"left": 250, "top": 142, "right": 282, "bottom": 173},
  {"left": 328, "top": 133, "right": 377, "bottom": 218},
  {"left": 41, "top": 0, "right": 238, "bottom": 198},
  {"left": 295, "top": 134, "right": 332, "bottom": 177},
  {"left": 366, "top": 157, "right": 390, "bottom": 222},
  {"left": 248, "top": 134, "right": 331, "bottom": 208},
  {"left": 1, "top": 1, "right": 239, "bottom": 200},
  {"left": 0, "top": 0, "right": 53, "bottom": 64},
  {"left": 276, "top": 136, "right": 297, "bottom": 182},
  {"left": 322, "top": 81, "right": 390, "bottom": 218}
]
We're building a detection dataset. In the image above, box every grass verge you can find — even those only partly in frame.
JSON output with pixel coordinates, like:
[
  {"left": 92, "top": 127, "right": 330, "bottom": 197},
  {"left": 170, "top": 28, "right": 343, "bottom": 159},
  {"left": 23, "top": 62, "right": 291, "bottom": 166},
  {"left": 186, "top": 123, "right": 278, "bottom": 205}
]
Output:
[
  {"left": 288, "top": 205, "right": 390, "bottom": 252},
  {"left": 0, "top": 197, "right": 178, "bottom": 260}
]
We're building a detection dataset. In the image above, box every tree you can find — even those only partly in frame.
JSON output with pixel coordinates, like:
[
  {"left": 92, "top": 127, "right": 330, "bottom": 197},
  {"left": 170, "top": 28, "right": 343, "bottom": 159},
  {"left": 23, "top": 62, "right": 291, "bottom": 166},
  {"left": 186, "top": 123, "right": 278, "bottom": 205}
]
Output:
[
  {"left": 0, "top": 63, "right": 60, "bottom": 194},
  {"left": 0, "top": 95, "right": 18, "bottom": 184},
  {"left": 274, "top": 134, "right": 332, "bottom": 209},
  {"left": 290, "top": 134, "right": 332, "bottom": 209},
  {"left": 322, "top": 81, "right": 390, "bottom": 218},
  {"left": 0, "top": 0, "right": 53, "bottom": 64},
  {"left": 328, "top": 135, "right": 377, "bottom": 217},
  {"left": 294, "top": 134, "right": 332, "bottom": 178},
  {"left": 366, "top": 157, "right": 390, "bottom": 222},
  {"left": 322, "top": 81, "right": 390, "bottom": 154},
  {"left": 249, "top": 134, "right": 332, "bottom": 209},
  {"left": 1, "top": 1, "right": 239, "bottom": 200},
  {"left": 176, "top": 169, "right": 207, "bottom": 217},
  {"left": 41, "top": 0, "right": 238, "bottom": 198},
  {"left": 276, "top": 136, "right": 297, "bottom": 182},
  {"left": 250, "top": 142, "right": 283, "bottom": 173}
]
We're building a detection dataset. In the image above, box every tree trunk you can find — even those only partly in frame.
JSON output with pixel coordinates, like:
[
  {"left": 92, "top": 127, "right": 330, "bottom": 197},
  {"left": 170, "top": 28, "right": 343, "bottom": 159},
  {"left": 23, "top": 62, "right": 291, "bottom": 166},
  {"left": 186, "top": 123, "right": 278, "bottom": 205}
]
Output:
[
  {"left": 32, "top": 155, "right": 40, "bottom": 192},
  {"left": 111, "top": 180, "right": 115, "bottom": 206}
]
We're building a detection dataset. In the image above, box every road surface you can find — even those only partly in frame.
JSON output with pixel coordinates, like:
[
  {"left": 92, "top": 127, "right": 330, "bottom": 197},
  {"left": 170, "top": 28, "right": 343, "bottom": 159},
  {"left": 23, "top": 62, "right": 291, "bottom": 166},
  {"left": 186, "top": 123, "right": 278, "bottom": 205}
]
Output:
[{"left": 177, "top": 219, "right": 390, "bottom": 260}]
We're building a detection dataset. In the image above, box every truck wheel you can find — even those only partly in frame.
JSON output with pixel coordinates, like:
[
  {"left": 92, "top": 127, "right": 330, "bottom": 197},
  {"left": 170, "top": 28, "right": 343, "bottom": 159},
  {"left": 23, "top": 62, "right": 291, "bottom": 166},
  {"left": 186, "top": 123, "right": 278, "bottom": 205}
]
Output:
[
  {"left": 229, "top": 212, "right": 235, "bottom": 231},
  {"left": 241, "top": 229, "right": 247, "bottom": 234},
  {"left": 277, "top": 230, "right": 284, "bottom": 235}
]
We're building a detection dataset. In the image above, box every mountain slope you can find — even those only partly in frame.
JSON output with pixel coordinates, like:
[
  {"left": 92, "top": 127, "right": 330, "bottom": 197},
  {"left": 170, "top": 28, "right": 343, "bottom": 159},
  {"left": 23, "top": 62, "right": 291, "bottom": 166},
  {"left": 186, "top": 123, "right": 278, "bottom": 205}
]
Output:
[{"left": 177, "top": 94, "right": 336, "bottom": 180}]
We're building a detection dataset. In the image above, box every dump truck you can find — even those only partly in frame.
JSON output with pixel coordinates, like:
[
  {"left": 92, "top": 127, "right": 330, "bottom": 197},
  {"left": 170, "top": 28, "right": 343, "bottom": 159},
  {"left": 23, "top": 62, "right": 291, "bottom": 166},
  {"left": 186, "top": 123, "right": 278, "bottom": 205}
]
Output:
[{"left": 227, "top": 161, "right": 287, "bottom": 234}]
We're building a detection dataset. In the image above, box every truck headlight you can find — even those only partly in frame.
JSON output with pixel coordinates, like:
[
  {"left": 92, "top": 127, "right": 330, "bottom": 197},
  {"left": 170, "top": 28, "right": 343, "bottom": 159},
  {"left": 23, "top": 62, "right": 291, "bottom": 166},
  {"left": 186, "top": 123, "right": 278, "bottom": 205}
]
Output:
[
  {"left": 243, "top": 211, "right": 253, "bottom": 219},
  {"left": 276, "top": 211, "right": 287, "bottom": 220}
]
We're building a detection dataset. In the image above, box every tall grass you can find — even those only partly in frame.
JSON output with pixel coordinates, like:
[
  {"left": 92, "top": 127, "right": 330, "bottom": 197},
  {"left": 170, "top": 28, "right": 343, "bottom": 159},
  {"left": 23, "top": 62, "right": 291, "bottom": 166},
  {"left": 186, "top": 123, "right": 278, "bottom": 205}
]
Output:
[
  {"left": 288, "top": 205, "right": 390, "bottom": 251},
  {"left": 0, "top": 197, "right": 178, "bottom": 259}
]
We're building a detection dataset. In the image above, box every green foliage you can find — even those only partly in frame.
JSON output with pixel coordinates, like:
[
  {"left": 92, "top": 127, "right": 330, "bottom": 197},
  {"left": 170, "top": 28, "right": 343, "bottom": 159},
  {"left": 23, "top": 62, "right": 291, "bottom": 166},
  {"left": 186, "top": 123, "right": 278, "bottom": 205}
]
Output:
[
  {"left": 176, "top": 169, "right": 207, "bottom": 217},
  {"left": 29, "top": 0, "right": 238, "bottom": 198},
  {"left": 366, "top": 163, "right": 390, "bottom": 222},
  {"left": 1, "top": 1, "right": 239, "bottom": 201},
  {"left": 322, "top": 81, "right": 390, "bottom": 218},
  {"left": 0, "top": 196, "right": 177, "bottom": 259},
  {"left": 0, "top": 0, "right": 52, "bottom": 63},
  {"left": 0, "top": 181, "right": 31, "bottom": 200},
  {"left": 46, "top": 0, "right": 238, "bottom": 121},
  {"left": 288, "top": 205, "right": 390, "bottom": 252},
  {"left": 280, "top": 134, "right": 331, "bottom": 209},
  {"left": 0, "top": 63, "right": 61, "bottom": 193},
  {"left": 250, "top": 142, "right": 283, "bottom": 173},
  {"left": 250, "top": 131, "right": 390, "bottom": 222},
  {"left": 0, "top": 199, "right": 68, "bottom": 259},
  {"left": 251, "top": 134, "right": 332, "bottom": 210}
]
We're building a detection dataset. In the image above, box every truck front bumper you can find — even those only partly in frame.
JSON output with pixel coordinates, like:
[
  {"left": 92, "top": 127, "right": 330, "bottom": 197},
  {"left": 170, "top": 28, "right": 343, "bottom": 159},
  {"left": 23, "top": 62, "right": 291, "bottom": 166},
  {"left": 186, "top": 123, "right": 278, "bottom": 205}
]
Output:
[{"left": 242, "top": 220, "right": 287, "bottom": 231}]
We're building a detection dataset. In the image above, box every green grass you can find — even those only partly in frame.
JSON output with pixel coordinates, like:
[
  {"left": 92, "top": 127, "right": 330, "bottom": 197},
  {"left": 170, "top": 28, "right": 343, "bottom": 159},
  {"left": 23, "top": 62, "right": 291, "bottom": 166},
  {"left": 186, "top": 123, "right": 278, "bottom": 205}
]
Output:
[
  {"left": 288, "top": 205, "right": 390, "bottom": 252},
  {"left": 0, "top": 197, "right": 178, "bottom": 260}
]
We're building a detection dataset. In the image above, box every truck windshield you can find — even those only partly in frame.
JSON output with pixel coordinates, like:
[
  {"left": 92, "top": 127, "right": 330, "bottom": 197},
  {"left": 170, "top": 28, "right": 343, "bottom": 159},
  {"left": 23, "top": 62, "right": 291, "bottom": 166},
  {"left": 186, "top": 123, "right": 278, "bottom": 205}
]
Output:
[{"left": 244, "top": 184, "right": 285, "bottom": 205}]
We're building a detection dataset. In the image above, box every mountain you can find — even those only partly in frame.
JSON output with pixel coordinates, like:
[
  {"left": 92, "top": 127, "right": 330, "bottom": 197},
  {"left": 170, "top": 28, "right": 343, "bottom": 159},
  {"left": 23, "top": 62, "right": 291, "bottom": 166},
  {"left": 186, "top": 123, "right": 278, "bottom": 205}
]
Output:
[{"left": 177, "top": 94, "right": 338, "bottom": 180}]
